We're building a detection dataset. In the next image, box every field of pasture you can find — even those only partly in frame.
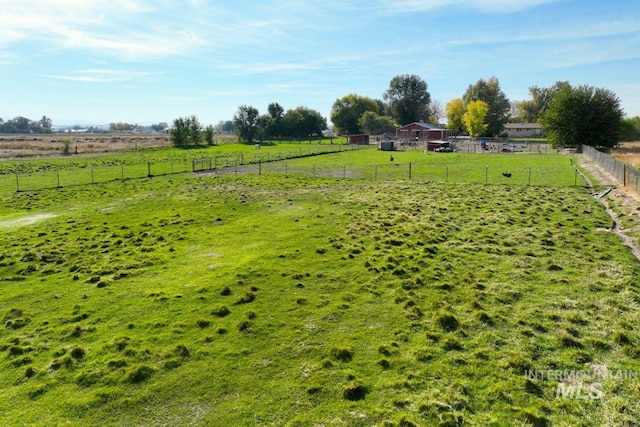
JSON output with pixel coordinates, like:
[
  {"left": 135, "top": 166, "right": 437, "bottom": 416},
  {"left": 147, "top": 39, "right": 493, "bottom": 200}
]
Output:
[{"left": 0, "top": 147, "right": 639, "bottom": 426}]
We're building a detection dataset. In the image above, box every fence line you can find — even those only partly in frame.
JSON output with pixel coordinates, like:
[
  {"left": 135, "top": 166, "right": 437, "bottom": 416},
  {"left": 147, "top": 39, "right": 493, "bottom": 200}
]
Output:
[
  {"left": 205, "top": 160, "right": 585, "bottom": 187},
  {"left": 0, "top": 145, "right": 363, "bottom": 193},
  {"left": 581, "top": 145, "right": 640, "bottom": 193}
]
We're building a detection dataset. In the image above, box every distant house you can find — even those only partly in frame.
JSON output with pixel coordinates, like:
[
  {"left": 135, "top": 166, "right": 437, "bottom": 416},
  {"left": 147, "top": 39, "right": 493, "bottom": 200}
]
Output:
[
  {"left": 396, "top": 122, "right": 447, "bottom": 141},
  {"left": 504, "top": 123, "right": 544, "bottom": 138}
]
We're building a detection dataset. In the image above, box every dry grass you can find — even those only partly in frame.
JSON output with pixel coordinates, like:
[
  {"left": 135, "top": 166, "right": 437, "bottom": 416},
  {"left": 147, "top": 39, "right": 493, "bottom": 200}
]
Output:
[
  {"left": 613, "top": 141, "right": 640, "bottom": 168},
  {"left": 0, "top": 134, "right": 236, "bottom": 158}
]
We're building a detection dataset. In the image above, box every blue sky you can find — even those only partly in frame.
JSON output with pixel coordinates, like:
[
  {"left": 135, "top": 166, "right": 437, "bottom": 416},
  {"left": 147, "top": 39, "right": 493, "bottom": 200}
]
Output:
[{"left": 1, "top": 0, "right": 639, "bottom": 127}]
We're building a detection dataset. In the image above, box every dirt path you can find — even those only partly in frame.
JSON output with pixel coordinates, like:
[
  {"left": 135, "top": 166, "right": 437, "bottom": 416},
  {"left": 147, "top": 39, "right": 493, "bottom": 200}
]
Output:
[{"left": 575, "top": 154, "right": 640, "bottom": 262}]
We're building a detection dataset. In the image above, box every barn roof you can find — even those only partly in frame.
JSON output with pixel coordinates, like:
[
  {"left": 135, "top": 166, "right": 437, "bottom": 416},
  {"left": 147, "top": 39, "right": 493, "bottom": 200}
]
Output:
[{"left": 397, "top": 122, "right": 445, "bottom": 131}]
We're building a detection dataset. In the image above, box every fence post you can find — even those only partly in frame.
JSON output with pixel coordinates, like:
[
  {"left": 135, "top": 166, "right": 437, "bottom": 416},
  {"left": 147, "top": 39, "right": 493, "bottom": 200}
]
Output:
[
  {"left": 15, "top": 173, "right": 19, "bottom": 192},
  {"left": 528, "top": 168, "right": 532, "bottom": 186},
  {"left": 171, "top": 160, "right": 174, "bottom": 175},
  {"left": 192, "top": 158, "right": 195, "bottom": 172},
  {"left": 485, "top": 166, "right": 488, "bottom": 184},
  {"left": 91, "top": 168, "right": 95, "bottom": 185},
  {"left": 285, "top": 162, "right": 288, "bottom": 177},
  {"left": 446, "top": 165, "right": 449, "bottom": 183},
  {"left": 121, "top": 165, "right": 125, "bottom": 180},
  {"left": 409, "top": 162, "right": 412, "bottom": 179},
  {"left": 375, "top": 165, "right": 378, "bottom": 181},
  {"left": 147, "top": 162, "right": 152, "bottom": 178},
  {"left": 313, "top": 164, "right": 316, "bottom": 177},
  {"left": 343, "top": 165, "right": 346, "bottom": 179},
  {"left": 623, "top": 164, "right": 626, "bottom": 187},
  {"left": 259, "top": 161, "right": 262, "bottom": 175},
  {"left": 57, "top": 170, "right": 60, "bottom": 188},
  {"left": 574, "top": 168, "right": 578, "bottom": 186}
]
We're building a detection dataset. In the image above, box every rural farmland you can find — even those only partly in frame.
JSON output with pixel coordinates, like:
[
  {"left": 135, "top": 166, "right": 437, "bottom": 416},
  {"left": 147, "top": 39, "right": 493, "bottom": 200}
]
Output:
[{"left": 0, "top": 145, "right": 639, "bottom": 426}]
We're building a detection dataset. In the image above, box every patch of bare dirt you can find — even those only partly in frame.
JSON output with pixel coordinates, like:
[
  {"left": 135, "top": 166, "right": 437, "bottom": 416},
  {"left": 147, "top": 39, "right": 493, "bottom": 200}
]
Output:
[
  {"left": 575, "top": 154, "right": 640, "bottom": 262},
  {"left": 0, "top": 213, "right": 57, "bottom": 228}
]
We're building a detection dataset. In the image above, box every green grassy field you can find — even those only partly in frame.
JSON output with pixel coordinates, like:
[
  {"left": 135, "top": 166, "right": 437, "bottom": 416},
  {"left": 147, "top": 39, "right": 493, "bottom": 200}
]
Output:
[{"left": 0, "top": 151, "right": 638, "bottom": 426}]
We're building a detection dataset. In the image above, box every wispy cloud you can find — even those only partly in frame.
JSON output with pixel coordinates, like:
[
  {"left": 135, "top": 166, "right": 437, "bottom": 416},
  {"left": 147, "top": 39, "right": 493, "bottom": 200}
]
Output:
[
  {"left": 37, "top": 69, "right": 150, "bottom": 83},
  {"left": 0, "top": 0, "right": 208, "bottom": 60},
  {"left": 377, "top": 0, "right": 559, "bottom": 14}
]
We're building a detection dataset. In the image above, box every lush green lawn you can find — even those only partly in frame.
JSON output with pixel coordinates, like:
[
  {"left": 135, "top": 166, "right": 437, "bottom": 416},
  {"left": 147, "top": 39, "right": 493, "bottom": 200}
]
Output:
[{"left": 0, "top": 154, "right": 638, "bottom": 426}]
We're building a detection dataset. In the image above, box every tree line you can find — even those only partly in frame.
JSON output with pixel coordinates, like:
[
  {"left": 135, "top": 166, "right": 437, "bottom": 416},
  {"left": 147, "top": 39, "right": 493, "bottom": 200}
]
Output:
[
  {"left": 0, "top": 116, "right": 52, "bottom": 133},
  {"left": 169, "top": 73, "right": 637, "bottom": 150}
]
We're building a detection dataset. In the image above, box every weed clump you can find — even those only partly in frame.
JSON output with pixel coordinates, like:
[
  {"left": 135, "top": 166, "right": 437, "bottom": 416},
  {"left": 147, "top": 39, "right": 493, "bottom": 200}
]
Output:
[
  {"left": 342, "top": 381, "right": 367, "bottom": 401},
  {"left": 70, "top": 347, "right": 85, "bottom": 360},
  {"left": 236, "top": 292, "right": 256, "bottom": 305},
  {"left": 435, "top": 310, "right": 459, "bottom": 332},
  {"left": 220, "top": 286, "right": 232, "bottom": 296},
  {"left": 211, "top": 305, "right": 231, "bottom": 317},
  {"left": 126, "top": 365, "right": 155, "bottom": 384},
  {"left": 196, "top": 319, "right": 210, "bottom": 328},
  {"left": 329, "top": 346, "right": 353, "bottom": 362}
]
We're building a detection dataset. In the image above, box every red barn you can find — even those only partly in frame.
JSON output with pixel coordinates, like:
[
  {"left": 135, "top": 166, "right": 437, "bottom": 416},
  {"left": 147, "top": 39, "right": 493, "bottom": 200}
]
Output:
[{"left": 396, "top": 122, "right": 447, "bottom": 141}]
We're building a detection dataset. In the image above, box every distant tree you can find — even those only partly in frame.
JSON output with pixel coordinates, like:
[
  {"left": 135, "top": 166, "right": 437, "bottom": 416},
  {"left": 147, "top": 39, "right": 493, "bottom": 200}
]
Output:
[
  {"left": 187, "top": 115, "right": 202, "bottom": 145},
  {"left": 359, "top": 112, "right": 396, "bottom": 135},
  {"left": 445, "top": 98, "right": 465, "bottom": 134},
  {"left": 110, "top": 122, "right": 136, "bottom": 132},
  {"left": 620, "top": 116, "right": 640, "bottom": 141},
  {"left": 39, "top": 116, "right": 53, "bottom": 133},
  {"left": 11, "top": 116, "right": 32, "bottom": 133},
  {"left": 330, "top": 94, "right": 380, "bottom": 135},
  {"left": 216, "top": 120, "right": 234, "bottom": 134},
  {"left": 170, "top": 117, "right": 190, "bottom": 146},
  {"left": 463, "top": 100, "right": 489, "bottom": 138},
  {"left": 383, "top": 74, "right": 431, "bottom": 126},
  {"left": 203, "top": 125, "right": 215, "bottom": 145},
  {"left": 428, "top": 100, "right": 445, "bottom": 125},
  {"left": 462, "top": 77, "right": 510, "bottom": 136},
  {"left": 283, "top": 106, "right": 326, "bottom": 138},
  {"left": 151, "top": 122, "right": 168, "bottom": 132},
  {"left": 265, "top": 102, "right": 285, "bottom": 139},
  {"left": 541, "top": 84, "right": 624, "bottom": 150},
  {"left": 516, "top": 82, "right": 571, "bottom": 123},
  {"left": 234, "top": 105, "right": 261, "bottom": 143}
]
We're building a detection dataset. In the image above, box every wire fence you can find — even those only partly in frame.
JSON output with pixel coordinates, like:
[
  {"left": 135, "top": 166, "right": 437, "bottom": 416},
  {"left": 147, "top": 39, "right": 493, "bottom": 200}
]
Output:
[
  {"left": 202, "top": 160, "right": 586, "bottom": 187},
  {"left": 582, "top": 145, "right": 640, "bottom": 192},
  {"left": 0, "top": 145, "right": 363, "bottom": 193}
]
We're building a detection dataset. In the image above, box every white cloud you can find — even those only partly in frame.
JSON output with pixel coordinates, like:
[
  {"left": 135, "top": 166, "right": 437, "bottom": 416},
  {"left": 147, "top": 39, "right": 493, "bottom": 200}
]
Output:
[
  {"left": 0, "top": 0, "right": 208, "bottom": 59},
  {"left": 37, "top": 69, "right": 150, "bottom": 83},
  {"left": 378, "top": 0, "right": 559, "bottom": 13}
]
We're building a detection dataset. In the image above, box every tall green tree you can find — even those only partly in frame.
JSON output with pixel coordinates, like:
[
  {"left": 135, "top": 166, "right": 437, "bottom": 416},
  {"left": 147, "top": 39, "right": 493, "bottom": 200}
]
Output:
[
  {"left": 541, "top": 84, "right": 624, "bottom": 150},
  {"left": 170, "top": 115, "right": 203, "bottom": 146},
  {"left": 330, "top": 94, "right": 380, "bottom": 135},
  {"left": 383, "top": 74, "right": 431, "bottom": 126},
  {"left": 620, "top": 116, "right": 640, "bottom": 141},
  {"left": 463, "top": 100, "right": 489, "bottom": 138},
  {"left": 265, "top": 102, "right": 285, "bottom": 139},
  {"left": 359, "top": 112, "right": 396, "bottom": 135},
  {"left": 233, "top": 105, "right": 260, "bottom": 143},
  {"left": 446, "top": 98, "right": 465, "bottom": 134},
  {"left": 462, "top": 77, "right": 510, "bottom": 136},
  {"left": 203, "top": 125, "right": 215, "bottom": 145},
  {"left": 283, "top": 106, "right": 326, "bottom": 138},
  {"left": 170, "top": 117, "right": 189, "bottom": 146},
  {"left": 516, "top": 81, "right": 571, "bottom": 123}
]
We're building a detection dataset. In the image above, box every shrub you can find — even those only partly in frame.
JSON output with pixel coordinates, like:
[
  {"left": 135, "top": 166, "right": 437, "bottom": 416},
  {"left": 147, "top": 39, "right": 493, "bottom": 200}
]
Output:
[
  {"left": 330, "top": 346, "right": 353, "bottom": 362},
  {"left": 126, "top": 365, "right": 155, "bottom": 383},
  {"left": 436, "top": 310, "right": 459, "bottom": 331},
  {"left": 70, "top": 347, "right": 85, "bottom": 360},
  {"left": 211, "top": 306, "right": 231, "bottom": 317},
  {"left": 342, "top": 381, "right": 368, "bottom": 401}
]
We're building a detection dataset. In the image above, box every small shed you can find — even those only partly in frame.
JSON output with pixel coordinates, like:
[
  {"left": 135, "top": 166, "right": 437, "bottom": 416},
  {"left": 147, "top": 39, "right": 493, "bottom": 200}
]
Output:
[
  {"left": 396, "top": 122, "right": 447, "bottom": 141},
  {"left": 379, "top": 141, "right": 395, "bottom": 151},
  {"left": 349, "top": 134, "right": 370, "bottom": 145}
]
